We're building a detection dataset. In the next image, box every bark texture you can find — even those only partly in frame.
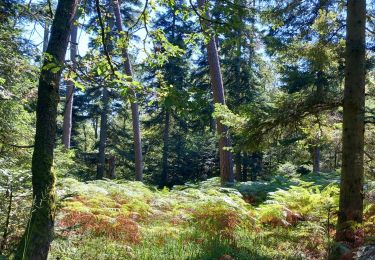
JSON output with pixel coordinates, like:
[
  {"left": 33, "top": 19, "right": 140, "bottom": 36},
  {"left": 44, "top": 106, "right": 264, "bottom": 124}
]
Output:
[
  {"left": 97, "top": 86, "right": 109, "bottom": 179},
  {"left": 112, "top": 0, "right": 143, "bottom": 181},
  {"left": 336, "top": 0, "right": 366, "bottom": 244},
  {"left": 235, "top": 152, "right": 242, "bottom": 181},
  {"left": 161, "top": 110, "right": 170, "bottom": 187},
  {"left": 242, "top": 152, "right": 248, "bottom": 182},
  {"left": 198, "top": 0, "right": 234, "bottom": 185},
  {"left": 312, "top": 146, "right": 320, "bottom": 173},
  {"left": 62, "top": 20, "right": 78, "bottom": 148},
  {"left": 15, "top": 0, "right": 78, "bottom": 259},
  {"left": 42, "top": 21, "right": 49, "bottom": 53}
]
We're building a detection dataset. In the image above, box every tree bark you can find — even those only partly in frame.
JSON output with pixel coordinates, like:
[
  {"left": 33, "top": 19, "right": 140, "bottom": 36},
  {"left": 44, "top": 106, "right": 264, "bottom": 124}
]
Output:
[
  {"left": 62, "top": 19, "right": 78, "bottom": 148},
  {"left": 242, "top": 152, "right": 248, "bottom": 182},
  {"left": 198, "top": 0, "right": 234, "bottom": 185},
  {"left": 93, "top": 117, "right": 98, "bottom": 140},
  {"left": 15, "top": 0, "right": 78, "bottom": 259},
  {"left": 250, "top": 152, "right": 263, "bottom": 181},
  {"left": 112, "top": 0, "right": 143, "bottom": 181},
  {"left": 336, "top": 0, "right": 366, "bottom": 244},
  {"left": 312, "top": 146, "right": 320, "bottom": 173},
  {"left": 42, "top": 21, "right": 49, "bottom": 53},
  {"left": 97, "top": 86, "right": 109, "bottom": 179},
  {"left": 161, "top": 109, "right": 170, "bottom": 187},
  {"left": 108, "top": 155, "right": 116, "bottom": 179},
  {"left": 235, "top": 152, "right": 242, "bottom": 181}
]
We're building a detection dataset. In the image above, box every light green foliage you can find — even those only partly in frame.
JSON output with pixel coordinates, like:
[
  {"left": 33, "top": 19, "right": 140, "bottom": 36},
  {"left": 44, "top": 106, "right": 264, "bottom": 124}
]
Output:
[
  {"left": 0, "top": 161, "right": 32, "bottom": 256},
  {"left": 45, "top": 173, "right": 375, "bottom": 260},
  {"left": 260, "top": 183, "right": 339, "bottom": 221},
  {"left": 277, "top": 162, "right": 298, "bottom": 177}
]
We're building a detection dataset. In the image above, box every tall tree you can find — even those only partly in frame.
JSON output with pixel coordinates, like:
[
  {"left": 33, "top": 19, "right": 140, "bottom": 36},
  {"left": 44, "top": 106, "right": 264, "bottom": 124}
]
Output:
[
  {"left": 96, "top": 85, "right": 109, "bottom": 179},
  {"left": 62, "top": 17, "right": 78, "bottom": 148},
  {"left": 336, "top": 0, "right": 366, "bottom": 244},
  {"left": 112, "top": 0, "right": 143, "bottom": 181},
  {"left": 14, "top": 0, "right": 79, "bottom": 258},
  {"left": 197, "top": 0, "right": 234, "bottom": 185}
]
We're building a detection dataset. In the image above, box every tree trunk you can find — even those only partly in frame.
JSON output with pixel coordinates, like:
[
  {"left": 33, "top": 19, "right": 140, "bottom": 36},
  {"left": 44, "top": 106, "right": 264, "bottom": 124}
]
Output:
[
  {"left": 82, "top": 123, "right": 88, "bottom": 152},
  {"left": 62, "top": 20, "right": 78, "bottom": 148},
  {"left": 336, "top": 0, "right": 366, "bottom": 244},
  {"left": 15, "top": 0, "right": 78, "bottom": 259},
  {"left": 161, "top": 110, "right": 170, "bottom": 187},
  {"left": 108, "top": 155, "right": 116, "bottom": 179},
  {"left": 334, "top": 149, "right": 338, "bottom": 169},
  {"left": 42, "top": 21, "right": 49, "bottom": 53},
  {"left": 235, "top": 152, "right": 242, "bottom": 181},
  {"left": 93, "top": 117, "right": 98, "bottom": 140},
  {"left": 312, "top": 146, "right": 320, "bottom": 173},
  {"left": 97, "top": 86, "right": 109, "bottom": 179},
  {"left": 242, "top": 152, "right": 248, "bottom": 182},
  {"left": 198, "top": 0, "right": 234, "bottom": 185},
  {"left": 112, "top": 0, "right": 143, "bottom": 181},
  {"left": 250, "top": 152, "right": 263, "bottom": 181}
]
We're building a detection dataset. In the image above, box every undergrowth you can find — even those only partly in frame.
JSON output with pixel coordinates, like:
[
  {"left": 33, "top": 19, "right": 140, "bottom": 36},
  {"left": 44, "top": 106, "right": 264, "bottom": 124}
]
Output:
[{"left": 44, "top": 174, "right": 375, "bottom": 259}]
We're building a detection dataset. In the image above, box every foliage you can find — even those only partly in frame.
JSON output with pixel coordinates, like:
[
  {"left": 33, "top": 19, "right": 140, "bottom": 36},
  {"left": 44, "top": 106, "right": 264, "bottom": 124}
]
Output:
[{"left": 43, "top": 175, "right": 375, "bottom": 259}]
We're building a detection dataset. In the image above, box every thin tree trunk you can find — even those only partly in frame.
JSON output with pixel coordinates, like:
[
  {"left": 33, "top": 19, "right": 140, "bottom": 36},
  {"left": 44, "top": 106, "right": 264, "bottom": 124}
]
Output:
[
  {"left": 242, "top": 152, "right": 248, "bottom": 181},
  {"left": 235, "top": 152, "right": 242, "bottom": 181},
  {"left": 42, "top": 21, "right": 49, "bottom": 53},
  {"left": 15, "top": 0, "right": 78, "bottom": 259},
  {"left": 336, "top": 0, "right": 366, "bottom": 244},
  {"left": 108, "top": 155, "right": 116, "bottom": 179},
  {"left": 93, "top": 117, "right": 98, "bottom": 140},
  {"left": 312, "top": 146, "right": 320, "bottom": 173},
  {"left": 62, "top": 20, "right": 78, "bottom": 148},
  {"left": 97, "top": 86, "right": 109, "bottom": 179},
  {"left": 334, "top": 149, "right": 338, "bottom": 169},
  {"left": 82, "top": 123, "right": 88, "bottom": 152},
  {"left": 198, "top": 0, "right": 234, "bottom": 185},
  {"left": 112, "top": 0, "right": 143, "bottom": 181},
  {"left": 250, "top": 152, "right": 263, "bottom": 181},
  {"left": 161, "top": 110, "right": 170, "bottom": 187}
]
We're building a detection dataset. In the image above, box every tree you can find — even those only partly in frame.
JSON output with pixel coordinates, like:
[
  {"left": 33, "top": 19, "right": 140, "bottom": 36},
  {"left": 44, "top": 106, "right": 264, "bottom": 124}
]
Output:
[
  {"left": 197, "top": 0, "right": 234, "bottom": 185},
  {"left": 14, "top": 0, "right": 79, "bottom": 258},
  {"left": 112, "top": 0, "right": 143, "bottom": 181},
  {"left": 336, "top": 0, "right": 366, "bottom": 244},
  {"left": 62, "top": 15, "right": 79, "bottom": 149},
  {"left": 96, "top": 85, "right": 109, "bottom": 179}
]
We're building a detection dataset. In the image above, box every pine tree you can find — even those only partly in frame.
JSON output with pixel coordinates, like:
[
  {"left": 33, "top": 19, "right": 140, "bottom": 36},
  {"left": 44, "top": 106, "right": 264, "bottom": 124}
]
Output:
[
  {"left": 197, "top": 0, "right": 234, "bottom": 185},
  {"left": 336, "top": 0, "right": 366, "bottom": 244}
]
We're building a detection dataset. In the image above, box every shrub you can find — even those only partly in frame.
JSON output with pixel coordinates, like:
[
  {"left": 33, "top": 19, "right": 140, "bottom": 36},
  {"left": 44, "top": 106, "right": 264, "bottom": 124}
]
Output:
[{"left": 277, "top": 162, "right": 297, "bottom": 177}]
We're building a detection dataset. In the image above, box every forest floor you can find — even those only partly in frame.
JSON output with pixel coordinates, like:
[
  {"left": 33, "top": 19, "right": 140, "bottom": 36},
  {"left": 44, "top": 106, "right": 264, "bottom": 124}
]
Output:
[{"left": 47, "top": 174, "right": 375, "bottom": 260}]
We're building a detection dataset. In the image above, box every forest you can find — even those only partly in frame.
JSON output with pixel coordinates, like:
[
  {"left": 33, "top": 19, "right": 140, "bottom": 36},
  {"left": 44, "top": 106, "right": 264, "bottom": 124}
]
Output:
[{"left": 0, "top": 0, "right": 375, "bottom": 259}]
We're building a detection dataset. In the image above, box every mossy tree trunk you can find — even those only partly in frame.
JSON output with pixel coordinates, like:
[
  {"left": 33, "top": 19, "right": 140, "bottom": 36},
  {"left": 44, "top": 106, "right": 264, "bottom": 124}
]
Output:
[
  {"left": 336, "top": 0, "right": 366, "bottom": 244},
  {"left": 15, "top": 0, "right": 78, "bottom": 259}
]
